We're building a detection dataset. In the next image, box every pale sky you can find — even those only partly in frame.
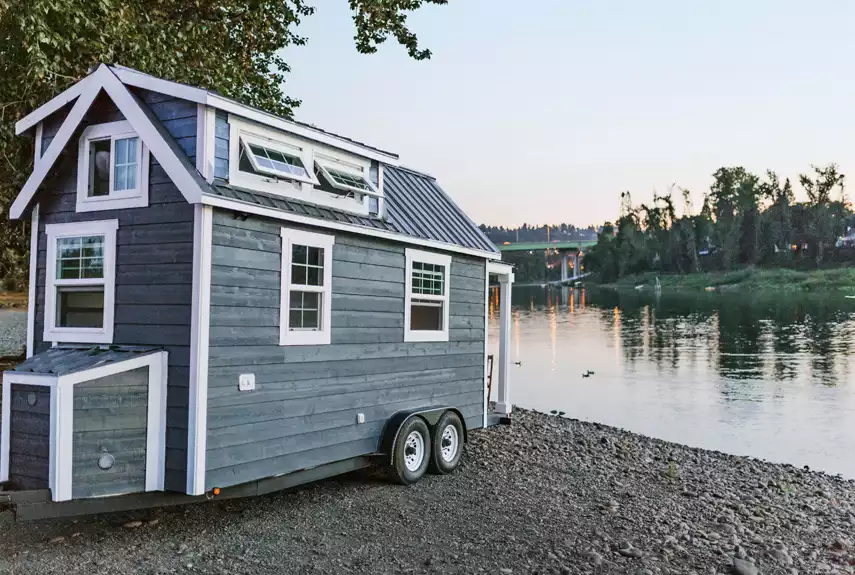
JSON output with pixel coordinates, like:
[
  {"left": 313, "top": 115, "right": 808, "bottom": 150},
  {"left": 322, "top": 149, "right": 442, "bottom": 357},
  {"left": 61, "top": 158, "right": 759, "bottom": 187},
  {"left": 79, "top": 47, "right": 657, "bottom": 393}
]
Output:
[{"left": 285, "top": 1, "right": 855, "bottom": 228}]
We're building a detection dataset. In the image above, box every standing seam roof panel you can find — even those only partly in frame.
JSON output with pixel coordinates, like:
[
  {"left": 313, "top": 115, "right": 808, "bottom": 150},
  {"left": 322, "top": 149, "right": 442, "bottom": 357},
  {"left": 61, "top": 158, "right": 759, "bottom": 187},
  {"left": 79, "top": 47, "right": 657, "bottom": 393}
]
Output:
[
  {"left": 406, "top": 174, "right": 487, "bottom": 249},
  {"left": 383, "top": 169, "right": 459, "bottom": 245}
]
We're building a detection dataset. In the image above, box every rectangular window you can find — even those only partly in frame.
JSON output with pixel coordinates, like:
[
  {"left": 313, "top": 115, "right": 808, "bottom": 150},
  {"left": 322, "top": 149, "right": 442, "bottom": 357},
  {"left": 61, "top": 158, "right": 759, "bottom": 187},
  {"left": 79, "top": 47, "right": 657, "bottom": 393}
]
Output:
[
  {"left": 77, "top": 121, "right": 149, "bottom": 213},
  {"left": 405, "top": 249, "right": 451, "bottom": 342},
  {"left": 280, "top": 228, "right": 334, "bottom": 346},
  {"left": 44, "top": 220, "right": 118, "bottom": 344},
  {"left": 316, "top": 157, "right": 379, "bottom": 197},
  {"left": 239, "top": 134, "right": 316, "bottom": 186}
]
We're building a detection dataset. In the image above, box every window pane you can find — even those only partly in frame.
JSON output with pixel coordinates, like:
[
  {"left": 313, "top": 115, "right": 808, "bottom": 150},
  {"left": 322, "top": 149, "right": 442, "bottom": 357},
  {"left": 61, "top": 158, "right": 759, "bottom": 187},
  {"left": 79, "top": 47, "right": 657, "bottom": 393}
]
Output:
[
  {"left": 89, "top": 140, "right": 111, "bottom": 197},
  {"left": 57, "top": 288, "right": 104, "bottom": 328},
  {"left": 57, "top": 236, "right": 104, "bottom": 280},
  {"left": 124, "top": 137, "right": 138, "bottom": 164},
  {"left": 114, "top": 165, "right": 127, "bottom": 191},
  {"left": 411, "top": 301, "right": 443, "bottom": 331},
  {"left": 411, "top": 261, "right": 445, "bottom": 295},
  {"left": 115, "top": 138, "right": 127, "bottom": 164},
  {"left": 292, "top": 244, "right": 308, "bottom": 264},
  {"left": 125, "top": 163, "right": 136, "bottom": 189},
  {"left": 307, "top": 247, "right": 323, "bottom": 267},
  {"left": 113, "top": 137, "right": 138, "bottom": 192},
  {"left": 288, "top": 290, "right": 321, "bottom": 331},
  {"left": 306, "top": 266, "right": 321, "bottom": 286},
  {"left": 291, "top": 264, "right": 307, "bottom": 285}
]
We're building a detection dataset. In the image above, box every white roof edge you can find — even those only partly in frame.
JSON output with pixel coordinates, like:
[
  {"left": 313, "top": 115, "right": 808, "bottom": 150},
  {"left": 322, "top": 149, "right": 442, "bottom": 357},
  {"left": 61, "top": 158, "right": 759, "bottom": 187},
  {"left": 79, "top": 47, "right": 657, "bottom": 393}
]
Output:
[
  {"left": 10, "top": 65, "right": 207, "bottom": 219},
  {"left": 200, "top": 193, "right": 502, "bottom": 261},
  {"left": 110, "top": 65, "right": 400, "bottom": 165},
  {"left": 15, "top": 79, "right": 89, "bottom": 135}
]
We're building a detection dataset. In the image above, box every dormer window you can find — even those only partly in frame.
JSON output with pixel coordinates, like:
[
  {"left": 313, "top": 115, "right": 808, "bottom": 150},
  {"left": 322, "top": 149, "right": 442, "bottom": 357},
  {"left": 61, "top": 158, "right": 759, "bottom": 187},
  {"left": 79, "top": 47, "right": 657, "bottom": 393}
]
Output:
[
  {"left": 76, "top": 120, "right": 149, "bottom": 213},
  {"left": 228, "top": 116, "right": 381, "bottom": 217},
  {"left": 238, "top": 134, "right": 317, "bottom": 186},
  {"left": 315, "top": 156, "right": 379, "bottom": 196}
]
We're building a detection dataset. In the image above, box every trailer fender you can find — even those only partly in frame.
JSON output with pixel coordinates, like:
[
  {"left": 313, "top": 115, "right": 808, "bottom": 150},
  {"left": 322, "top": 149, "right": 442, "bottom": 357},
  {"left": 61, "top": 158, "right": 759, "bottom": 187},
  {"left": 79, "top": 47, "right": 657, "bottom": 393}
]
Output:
[{"left": 378, "top": 406, "right": 468, "bottom": 464}]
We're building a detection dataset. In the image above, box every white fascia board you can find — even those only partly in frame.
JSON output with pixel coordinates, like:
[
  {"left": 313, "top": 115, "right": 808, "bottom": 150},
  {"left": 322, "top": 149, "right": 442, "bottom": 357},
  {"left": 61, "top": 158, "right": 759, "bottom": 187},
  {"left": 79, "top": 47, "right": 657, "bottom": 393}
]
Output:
[
  {"left": 110, "top": 65, "right": 399, "bottom": 165},
  {"left": 201, "top": 193, "right": 502, "bottom": 261},
  {"left": 26, "top": 204, "right": 39, "bottom": 358},
  {"left": 96, "top": 66, "right": 204, "bottom": 205},
  {"left": 487, "top": 261, "right": 514, "bottom": 276},
  {"left": 15, "top": 78, "right": 91, "bottom": 135},
  {"left": 10, "top": 75, "right": 100, "bottom": 220}
]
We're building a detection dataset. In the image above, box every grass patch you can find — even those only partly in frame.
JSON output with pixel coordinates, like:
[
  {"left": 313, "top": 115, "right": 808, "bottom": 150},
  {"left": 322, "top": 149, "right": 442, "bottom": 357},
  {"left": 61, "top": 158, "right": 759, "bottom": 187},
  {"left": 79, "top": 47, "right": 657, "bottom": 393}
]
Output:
[
  {"left": 0, "top": 291, "right": 27, "bottom": 309},
  {"left": 598, "top": 267, "right": 855, "bottom": 293}
]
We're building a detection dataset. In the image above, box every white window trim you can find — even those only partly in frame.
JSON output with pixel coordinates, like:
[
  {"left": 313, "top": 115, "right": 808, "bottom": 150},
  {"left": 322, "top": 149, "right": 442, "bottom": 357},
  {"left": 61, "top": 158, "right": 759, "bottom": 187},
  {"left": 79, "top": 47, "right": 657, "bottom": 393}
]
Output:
[
  {"left": 44, "top": 219, "right": 118, "bottom": 345},
  {"left": 279, "top": 228, "right": 334, "bottom": 346},
  {"left": 76, "top": 120, "right": 150, "bottom": 213},
  {"left": 315, "top": 154, "right": 380, "bottom": 198},
  {"left": 1, "top": 351, "right": 168, "bottom": 502},
  {"left": 404, "top": 249, "right": 451, "bottom": 343},
  {"left": 228, "top": 115, "right": 374, "bottom": 217}
]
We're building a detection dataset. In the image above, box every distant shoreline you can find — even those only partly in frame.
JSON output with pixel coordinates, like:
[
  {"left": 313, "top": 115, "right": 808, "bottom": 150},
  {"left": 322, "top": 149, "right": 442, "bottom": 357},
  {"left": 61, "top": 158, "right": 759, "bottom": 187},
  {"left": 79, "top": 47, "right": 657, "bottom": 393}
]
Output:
[{"left": 591, "top": 267, "right": 855, "bottom": 294}]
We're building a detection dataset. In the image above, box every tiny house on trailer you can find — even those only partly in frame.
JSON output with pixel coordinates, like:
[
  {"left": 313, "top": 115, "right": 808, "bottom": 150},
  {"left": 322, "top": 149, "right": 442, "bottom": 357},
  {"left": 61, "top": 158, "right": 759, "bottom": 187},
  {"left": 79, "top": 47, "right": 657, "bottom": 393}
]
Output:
[{"left": 0, "top": 64, "right": 516, "bottom": 520}]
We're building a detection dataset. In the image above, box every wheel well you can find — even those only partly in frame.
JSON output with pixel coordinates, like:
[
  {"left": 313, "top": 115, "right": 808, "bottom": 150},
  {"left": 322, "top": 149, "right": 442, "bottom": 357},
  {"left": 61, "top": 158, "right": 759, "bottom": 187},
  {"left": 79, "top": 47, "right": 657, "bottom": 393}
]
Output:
[{"left": 378, "top": 406, "right": 468, "bottom": 464}]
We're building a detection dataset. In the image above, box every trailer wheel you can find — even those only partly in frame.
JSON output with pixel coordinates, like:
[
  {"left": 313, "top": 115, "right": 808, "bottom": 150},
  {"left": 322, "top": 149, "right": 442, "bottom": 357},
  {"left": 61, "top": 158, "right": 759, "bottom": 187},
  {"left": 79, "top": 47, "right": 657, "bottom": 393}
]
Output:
[
  {"left": 428, "top": 411, "right": 464, "bottom": 474},
  {"left": 390, "top": 417, "right": 431, "bottom": 485}
]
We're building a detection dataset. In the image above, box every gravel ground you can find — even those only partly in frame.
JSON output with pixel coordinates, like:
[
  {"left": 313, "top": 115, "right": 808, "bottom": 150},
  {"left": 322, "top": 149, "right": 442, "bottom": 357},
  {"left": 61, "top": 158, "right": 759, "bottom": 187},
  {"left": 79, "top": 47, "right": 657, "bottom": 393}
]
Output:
[
  {"left": 0, "top": 310, "right": 26, "bottom": 356},
  {"left": 2, "top": 408, "right": 854, "bottom": 575}
]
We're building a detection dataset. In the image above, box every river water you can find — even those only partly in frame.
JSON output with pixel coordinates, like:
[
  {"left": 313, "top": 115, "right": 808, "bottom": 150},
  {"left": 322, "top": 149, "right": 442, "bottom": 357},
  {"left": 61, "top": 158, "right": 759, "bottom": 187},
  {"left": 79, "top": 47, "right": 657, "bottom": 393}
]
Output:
[{"left": 488, "top": 286, "right": 855, "bottom": 478}]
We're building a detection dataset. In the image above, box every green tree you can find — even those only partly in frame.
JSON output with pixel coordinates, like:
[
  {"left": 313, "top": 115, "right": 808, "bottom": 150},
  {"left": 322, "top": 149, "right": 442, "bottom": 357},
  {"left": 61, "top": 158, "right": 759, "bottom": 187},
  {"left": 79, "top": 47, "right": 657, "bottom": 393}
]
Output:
[
  {"left": 0, "top": 0, "right": 447, "bottom": 287},
  {"left": 799, "top": 163, "right": 847, "bottom": 265}
]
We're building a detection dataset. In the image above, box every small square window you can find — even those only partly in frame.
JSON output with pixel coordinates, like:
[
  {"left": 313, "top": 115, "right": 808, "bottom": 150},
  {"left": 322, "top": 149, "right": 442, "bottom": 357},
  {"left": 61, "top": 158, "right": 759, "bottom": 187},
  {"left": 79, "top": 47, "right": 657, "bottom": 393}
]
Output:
[
  {"left": 77, "top": 121, "right": 148, "bottom": 213},
  {"left": 405, "top": 249, "right": 451, "bottom": 342}
]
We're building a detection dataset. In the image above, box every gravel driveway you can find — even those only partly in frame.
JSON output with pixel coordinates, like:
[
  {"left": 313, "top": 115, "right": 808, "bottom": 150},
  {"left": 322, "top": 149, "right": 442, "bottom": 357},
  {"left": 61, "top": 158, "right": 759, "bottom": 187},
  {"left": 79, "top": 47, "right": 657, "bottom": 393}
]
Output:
[{"left": 1, "top": 409, "right": 854, "bottom": 574}]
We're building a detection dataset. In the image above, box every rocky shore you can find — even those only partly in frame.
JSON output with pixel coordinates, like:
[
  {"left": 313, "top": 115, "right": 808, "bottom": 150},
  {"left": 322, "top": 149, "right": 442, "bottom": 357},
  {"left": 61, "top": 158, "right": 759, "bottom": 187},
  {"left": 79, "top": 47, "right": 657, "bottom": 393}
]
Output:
[{"left": 2, "top": 408, "right": 854, "bottom": 574}]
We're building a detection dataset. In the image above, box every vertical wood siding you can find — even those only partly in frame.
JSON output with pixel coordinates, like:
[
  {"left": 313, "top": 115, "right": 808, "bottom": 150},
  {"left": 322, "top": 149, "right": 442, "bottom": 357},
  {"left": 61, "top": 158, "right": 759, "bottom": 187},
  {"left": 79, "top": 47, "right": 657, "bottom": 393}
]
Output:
[
  {"left": 31, "top": 88, "right": 195, "bottom": 492},
  {"left": 205, "top": 208, "right": 486, "bottom": 489},
  {"left": 214, "top": 111, "right": 229, "bottom": 180},
  {"left": 72, "top": 367, "right": 148, "bottom": 499},
  {"left": 8, "top": 384, "right": 51, "bottom": 489}
]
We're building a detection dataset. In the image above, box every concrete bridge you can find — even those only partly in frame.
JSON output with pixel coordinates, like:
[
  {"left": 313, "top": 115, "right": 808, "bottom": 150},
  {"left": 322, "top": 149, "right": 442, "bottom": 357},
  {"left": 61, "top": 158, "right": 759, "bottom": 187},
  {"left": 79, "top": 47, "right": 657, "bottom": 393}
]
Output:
[{"left": 496, "top": 240, "right": 597, "bottom": 285}]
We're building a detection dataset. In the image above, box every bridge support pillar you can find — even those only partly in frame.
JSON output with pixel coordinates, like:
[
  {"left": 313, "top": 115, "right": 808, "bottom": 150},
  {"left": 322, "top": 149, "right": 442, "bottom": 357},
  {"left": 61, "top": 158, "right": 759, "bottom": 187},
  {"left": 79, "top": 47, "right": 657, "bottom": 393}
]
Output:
[
  {"left": 560, "top": 253, "right": 568, "bottom": 283},
  {"left": 573, "top": 252, "right": 580, "bottom": 277}
]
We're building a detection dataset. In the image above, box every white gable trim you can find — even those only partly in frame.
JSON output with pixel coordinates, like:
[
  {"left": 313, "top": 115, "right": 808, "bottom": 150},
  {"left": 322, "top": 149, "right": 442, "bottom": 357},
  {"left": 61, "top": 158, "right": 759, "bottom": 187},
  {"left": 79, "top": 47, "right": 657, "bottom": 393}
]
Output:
[
  {"left": 10, "top": 65, "right": 208, "bottom": 220},
  {"left": 110, "top": 65, "right": 399, "bottom": 165},
  {"left": 15, "top": 79, "right": 92, "bottom": 136},
  {"left": 201, "top": 193, "right": 502, "bottom": 261},
  {"left": 10, "top": 75, "right": 100, "bottom": 220}
]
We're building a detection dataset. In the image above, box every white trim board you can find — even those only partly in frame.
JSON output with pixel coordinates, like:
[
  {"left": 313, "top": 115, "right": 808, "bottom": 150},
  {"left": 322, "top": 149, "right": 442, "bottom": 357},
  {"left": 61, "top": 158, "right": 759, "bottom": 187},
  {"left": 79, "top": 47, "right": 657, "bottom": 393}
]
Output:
[
  {"left": 26, "top": 204, "right": 39, "bottom": 358},
  {"left": 10, "top": 65, "right": 208, "bottom": 220},
  {"left": 279, "top": 228, "right": 335, "bottom": 346},
  {"left": 0, "top": 350, "right": 168, "bottom": 502},
  {"left": 404, "top": 248, "right": 452, "bottom": 343},
  {"left": 187, "top": 204, "right": 213, "bottom": 496},
  {"left": 200, "top": 194, "right": 502, "bottom": 261}
]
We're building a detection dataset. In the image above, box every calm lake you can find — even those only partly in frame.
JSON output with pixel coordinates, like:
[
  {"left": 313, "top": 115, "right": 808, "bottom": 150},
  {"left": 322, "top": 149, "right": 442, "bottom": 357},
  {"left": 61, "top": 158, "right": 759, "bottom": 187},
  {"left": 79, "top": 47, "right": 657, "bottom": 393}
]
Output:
[{"left": 488, "top": 286, "right": 855, "bottom": 478}]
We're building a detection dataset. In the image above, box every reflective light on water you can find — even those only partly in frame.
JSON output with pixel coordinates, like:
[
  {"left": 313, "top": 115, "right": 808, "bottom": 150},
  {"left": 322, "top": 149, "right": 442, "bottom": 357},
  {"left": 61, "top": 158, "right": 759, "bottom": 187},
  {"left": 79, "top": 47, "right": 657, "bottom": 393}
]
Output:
[{"left": 488, "top": 286, "right": 855, "bottom": 478}]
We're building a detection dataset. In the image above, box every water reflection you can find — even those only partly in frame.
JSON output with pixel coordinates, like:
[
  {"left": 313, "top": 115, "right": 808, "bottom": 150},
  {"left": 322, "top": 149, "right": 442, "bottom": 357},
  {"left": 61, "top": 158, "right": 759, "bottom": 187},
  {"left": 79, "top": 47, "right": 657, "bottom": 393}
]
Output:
[{"left": 488, "top": 285, "right": 855, "bottom": 477}]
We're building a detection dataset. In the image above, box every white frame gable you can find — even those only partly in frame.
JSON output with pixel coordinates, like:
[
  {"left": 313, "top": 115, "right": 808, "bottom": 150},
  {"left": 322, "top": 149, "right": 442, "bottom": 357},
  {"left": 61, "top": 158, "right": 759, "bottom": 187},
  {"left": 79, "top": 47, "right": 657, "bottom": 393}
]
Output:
[{"left": 10, "top": 64, "right": 207, "bottom": 220}]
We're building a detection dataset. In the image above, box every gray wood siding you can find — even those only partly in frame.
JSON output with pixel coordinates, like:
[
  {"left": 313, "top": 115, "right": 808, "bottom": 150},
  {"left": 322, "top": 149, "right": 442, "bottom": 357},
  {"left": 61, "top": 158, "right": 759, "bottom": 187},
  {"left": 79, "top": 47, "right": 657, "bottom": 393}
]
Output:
[
  {"left": 32, "top": 90, "right": 195, "bottom": 492},
  {"left": 8, "top": 384, "right": 51, "bottom": 490},
  {"left": 206, "top": 208, "right": 486, "bottom": 489},
  {"left": 214, "top": 111, "right": 229, "bottom": 180},
  {"left": 72, "top": 367, "right": 148, "bottom": 499}
]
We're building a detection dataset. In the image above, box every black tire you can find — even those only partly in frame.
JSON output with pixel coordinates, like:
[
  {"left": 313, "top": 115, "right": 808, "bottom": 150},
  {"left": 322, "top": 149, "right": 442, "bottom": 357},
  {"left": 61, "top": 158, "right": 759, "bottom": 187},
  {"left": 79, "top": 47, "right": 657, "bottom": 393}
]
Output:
[
  {"left": 390, "top": 417, "right": 431, "bottom": 485},
  {"left": 428, "top": 411, "right": 465, "bottom": 475}
]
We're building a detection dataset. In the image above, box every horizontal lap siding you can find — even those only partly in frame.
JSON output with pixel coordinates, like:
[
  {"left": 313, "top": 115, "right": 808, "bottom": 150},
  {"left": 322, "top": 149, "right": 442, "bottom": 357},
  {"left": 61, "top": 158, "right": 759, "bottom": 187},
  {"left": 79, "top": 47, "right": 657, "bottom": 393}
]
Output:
[
  {"left": 206, "top": 209, "right": 486, "bottom": 489},
  {"left": 32, "top": 90, "right": 195, "bottom": 492},
  {"left": 72, "top": 368, "right": 148, "bottom": 499},
  {"left": 8, "top": 385, "right": 51, "bottom": 489}
]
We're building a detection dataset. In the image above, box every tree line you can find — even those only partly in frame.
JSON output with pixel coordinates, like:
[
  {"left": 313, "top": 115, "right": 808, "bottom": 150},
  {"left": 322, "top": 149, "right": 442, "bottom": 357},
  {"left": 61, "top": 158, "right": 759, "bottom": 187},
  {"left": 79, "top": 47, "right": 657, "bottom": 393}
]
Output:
[
  {"left": 480, "top": 223, "right": 597, "bottom": 244},
  {"left": 585, "top": 164, "right": 854, "bottom": 282}
]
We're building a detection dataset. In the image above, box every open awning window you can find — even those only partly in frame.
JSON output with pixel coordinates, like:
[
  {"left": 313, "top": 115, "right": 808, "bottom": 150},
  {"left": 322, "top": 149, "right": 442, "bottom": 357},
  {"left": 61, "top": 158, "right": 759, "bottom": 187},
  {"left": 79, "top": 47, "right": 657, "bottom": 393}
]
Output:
[
  {"left": 239, "top": 135, "right": 317, "bottom": 185},
  {"left": 315, "top": 157, "right": 380, "bottom": 197}
]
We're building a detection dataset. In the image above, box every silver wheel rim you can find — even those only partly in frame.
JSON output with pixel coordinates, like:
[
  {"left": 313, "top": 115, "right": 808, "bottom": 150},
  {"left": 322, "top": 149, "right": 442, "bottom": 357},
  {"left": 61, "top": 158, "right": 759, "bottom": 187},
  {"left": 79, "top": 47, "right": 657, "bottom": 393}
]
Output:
[
  {"left": 440, "top": 424, "right": 459, "bottom": 463},
  {"left": 404, "top": 430, "right": 425, "bottom": 471}
]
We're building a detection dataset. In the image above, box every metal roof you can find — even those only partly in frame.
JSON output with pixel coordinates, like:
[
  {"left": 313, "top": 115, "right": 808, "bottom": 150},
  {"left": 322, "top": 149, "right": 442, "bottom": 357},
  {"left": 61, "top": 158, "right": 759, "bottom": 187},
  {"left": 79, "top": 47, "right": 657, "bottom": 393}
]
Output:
[
  {"left": 206, "top": 170, "right": 499, "bottom": 256},
  {"left": 207, "top": 184, "right": 398, "bottom": 231},
  {"left": 383, "top": 167, "right": 499, "bottom": 254},
  {"left": 10, "top": 346, "right": 162, "bottom": 377}
]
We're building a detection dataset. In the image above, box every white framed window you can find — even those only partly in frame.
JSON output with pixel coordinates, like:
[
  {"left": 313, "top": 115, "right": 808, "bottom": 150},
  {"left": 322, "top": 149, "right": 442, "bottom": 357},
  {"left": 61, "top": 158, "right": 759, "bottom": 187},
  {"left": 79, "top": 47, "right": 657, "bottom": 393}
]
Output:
[
  {"left": 404, "top": 249, "right": 451, "bottom": 343},
  {"left": 315, "top": 155, "right": 379, "bottom": 197},
  {"left": 279, "top": 228, "right": 334, "bottom": 346},
  {"left": 228, "top": 115, "right": 378, "bottom": 217},
  {"left": 76, "top": 121, "right": 149, "bottom": 213},
  {"left": 44, "top": 220, "right": 118, "bottom": 344}
]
